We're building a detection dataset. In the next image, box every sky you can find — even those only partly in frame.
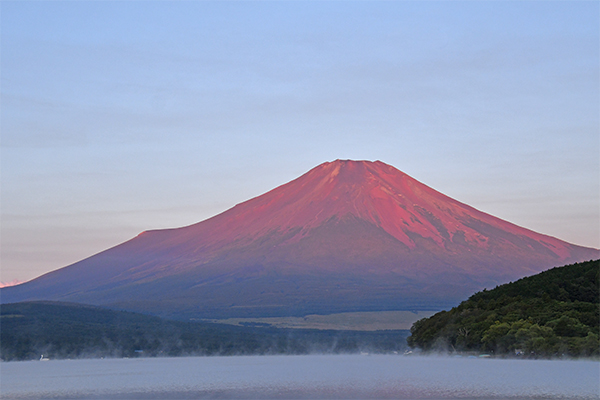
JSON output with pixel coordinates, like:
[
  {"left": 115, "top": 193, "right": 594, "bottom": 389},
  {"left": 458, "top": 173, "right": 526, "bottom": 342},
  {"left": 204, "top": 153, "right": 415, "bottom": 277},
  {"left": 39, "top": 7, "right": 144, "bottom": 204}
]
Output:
[{"left": 1, "top": 1, "right": 598, "bottom": 285}]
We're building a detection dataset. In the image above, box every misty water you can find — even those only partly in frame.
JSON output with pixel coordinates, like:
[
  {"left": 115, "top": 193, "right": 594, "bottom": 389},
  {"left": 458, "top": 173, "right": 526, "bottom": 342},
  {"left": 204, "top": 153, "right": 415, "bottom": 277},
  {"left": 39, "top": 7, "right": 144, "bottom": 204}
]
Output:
[{"left": 2, "top": 354, "right": 598, "bottom": 399}]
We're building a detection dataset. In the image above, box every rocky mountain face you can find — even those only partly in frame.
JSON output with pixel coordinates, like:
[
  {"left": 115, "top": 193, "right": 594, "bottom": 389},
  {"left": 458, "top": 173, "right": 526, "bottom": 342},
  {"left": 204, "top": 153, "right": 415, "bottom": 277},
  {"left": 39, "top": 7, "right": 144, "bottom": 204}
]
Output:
[{"left": 3, "top": 160, "right": 597, "bottom": 319}]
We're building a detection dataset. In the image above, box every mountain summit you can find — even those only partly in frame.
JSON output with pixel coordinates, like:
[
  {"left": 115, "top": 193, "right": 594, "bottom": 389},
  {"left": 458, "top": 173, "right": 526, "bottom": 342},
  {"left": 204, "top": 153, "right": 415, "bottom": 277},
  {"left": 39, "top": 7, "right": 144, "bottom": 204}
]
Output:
[{"left": 3, "top": 160, "right": 597, "bottom": 318}]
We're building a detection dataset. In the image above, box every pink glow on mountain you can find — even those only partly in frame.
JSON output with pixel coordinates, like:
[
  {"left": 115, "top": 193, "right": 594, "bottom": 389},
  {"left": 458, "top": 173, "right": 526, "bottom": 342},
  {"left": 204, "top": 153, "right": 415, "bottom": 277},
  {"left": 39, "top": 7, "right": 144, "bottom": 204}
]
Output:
[
  {"left": 150, "top": 160, "right": 573, "bottom": 261},
  {"left": 3, "top": 160, "right": 596, "bottom": 319},
  {"left": 0, "top": 279, "right": 26, "bottom": 288}
]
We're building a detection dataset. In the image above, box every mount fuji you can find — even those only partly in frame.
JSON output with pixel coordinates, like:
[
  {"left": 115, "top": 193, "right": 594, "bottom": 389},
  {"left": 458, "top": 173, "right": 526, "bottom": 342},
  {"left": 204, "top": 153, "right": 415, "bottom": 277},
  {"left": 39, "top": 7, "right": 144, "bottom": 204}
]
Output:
[{"left": 3, "top": 160, "right": 597, "bottom": 318}]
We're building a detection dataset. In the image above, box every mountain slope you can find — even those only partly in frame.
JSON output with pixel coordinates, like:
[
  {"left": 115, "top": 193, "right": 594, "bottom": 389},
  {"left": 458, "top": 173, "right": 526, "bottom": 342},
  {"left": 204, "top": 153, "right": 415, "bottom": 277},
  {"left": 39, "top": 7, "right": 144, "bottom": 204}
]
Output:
[{"left": 2, "top": 160, "right": 597, "bottom": 318}]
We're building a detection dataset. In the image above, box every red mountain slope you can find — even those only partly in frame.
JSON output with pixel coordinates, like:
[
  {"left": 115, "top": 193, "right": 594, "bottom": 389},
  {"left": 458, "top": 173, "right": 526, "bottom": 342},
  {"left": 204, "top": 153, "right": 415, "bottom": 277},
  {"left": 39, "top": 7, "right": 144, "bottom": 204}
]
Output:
[{"left": 3, "top": 160, "right": 597, "bottom": 318}]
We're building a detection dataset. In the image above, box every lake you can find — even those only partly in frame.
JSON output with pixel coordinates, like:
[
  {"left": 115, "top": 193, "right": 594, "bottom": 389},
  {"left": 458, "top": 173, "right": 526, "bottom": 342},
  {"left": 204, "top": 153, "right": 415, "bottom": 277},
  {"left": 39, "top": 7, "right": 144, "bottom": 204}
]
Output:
[{"left": 1, "top": 354, "right": 598, "bottom": 399}]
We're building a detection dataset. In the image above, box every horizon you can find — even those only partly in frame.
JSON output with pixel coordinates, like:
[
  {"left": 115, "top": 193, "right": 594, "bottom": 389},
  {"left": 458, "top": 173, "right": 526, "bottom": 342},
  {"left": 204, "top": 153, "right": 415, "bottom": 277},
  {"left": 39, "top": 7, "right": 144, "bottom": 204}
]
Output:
[{"left": 2, "top": 2, "right": 599, "bottom": 284}]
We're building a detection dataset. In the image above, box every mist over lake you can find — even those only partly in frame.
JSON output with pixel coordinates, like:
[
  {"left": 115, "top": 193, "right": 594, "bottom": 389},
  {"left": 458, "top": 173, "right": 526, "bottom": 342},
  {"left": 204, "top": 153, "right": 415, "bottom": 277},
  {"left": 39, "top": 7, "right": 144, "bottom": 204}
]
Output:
[{"left": 2, "top": 354, "right": 598, "bottom": 399}]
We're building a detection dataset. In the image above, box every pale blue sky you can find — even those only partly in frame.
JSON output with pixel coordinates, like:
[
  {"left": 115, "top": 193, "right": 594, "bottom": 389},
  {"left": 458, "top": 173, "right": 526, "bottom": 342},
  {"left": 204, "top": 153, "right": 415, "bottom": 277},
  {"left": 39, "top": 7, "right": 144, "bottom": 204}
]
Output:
[{"left": 1, "top": 1, "right": 598, "bottom": 283}]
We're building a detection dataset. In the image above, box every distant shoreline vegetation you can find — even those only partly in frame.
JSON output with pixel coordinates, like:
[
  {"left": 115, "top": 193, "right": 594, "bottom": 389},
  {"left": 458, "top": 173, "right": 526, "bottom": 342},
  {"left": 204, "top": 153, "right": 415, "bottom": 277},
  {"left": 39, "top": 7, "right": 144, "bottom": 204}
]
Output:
[
  {"left": 3, "top": 260, "right": 598, "bottom": 362},
  {"left": 0, "top": 302, "right": 410, "bottom": 361},
  {"left": 407, "top": 260, "right": 599, "bottom": 359}
]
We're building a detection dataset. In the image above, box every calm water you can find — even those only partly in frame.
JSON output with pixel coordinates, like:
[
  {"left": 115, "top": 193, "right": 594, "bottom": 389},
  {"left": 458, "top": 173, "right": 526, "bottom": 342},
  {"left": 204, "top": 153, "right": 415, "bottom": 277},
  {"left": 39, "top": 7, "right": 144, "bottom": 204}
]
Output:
[{"left": 1, "top": 354, "right": 598, "bottom": 399}]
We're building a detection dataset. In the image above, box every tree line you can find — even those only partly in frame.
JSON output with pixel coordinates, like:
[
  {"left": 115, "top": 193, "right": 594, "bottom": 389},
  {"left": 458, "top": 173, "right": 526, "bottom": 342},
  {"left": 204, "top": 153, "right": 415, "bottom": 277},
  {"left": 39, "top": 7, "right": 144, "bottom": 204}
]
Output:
[{"left": 1, "top": 301, "right": 409, "bottom": 361}]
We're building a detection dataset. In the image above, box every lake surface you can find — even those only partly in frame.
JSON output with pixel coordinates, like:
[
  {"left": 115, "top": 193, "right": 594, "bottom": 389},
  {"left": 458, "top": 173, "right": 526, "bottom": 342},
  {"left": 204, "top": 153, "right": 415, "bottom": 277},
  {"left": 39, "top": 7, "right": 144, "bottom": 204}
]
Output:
[{"left": 1, "top": 354, "right": 598, "bottom": 399}]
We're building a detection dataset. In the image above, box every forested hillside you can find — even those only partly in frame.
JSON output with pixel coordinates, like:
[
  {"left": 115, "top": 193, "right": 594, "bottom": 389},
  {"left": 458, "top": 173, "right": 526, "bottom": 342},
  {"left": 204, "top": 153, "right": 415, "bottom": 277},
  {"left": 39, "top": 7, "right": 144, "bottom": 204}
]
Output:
[
  {"left": 0, "top": 301, "right": 409, "bottom": 361},
  {"left": 408, "top": 260, "right": 599, "bottom": 358}
]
